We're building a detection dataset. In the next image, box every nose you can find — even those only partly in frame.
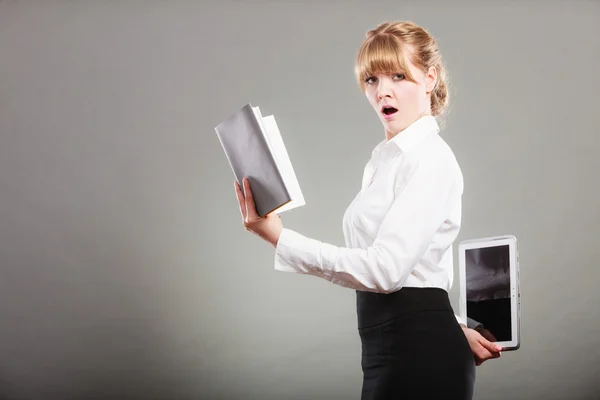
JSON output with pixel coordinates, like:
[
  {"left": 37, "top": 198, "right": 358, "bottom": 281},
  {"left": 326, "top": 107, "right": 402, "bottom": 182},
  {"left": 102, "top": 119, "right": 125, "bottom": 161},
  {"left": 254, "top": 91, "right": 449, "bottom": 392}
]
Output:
[{"left": 377, "top": 78, "right": 392, "bottom": 99}]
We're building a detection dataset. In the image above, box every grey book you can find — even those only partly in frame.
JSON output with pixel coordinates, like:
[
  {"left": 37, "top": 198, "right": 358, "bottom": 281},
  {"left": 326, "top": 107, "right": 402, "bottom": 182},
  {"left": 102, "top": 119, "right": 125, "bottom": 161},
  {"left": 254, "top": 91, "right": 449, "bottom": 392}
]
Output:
[{"left": 214, "top": 103, "right": 305, "bottom": 217}]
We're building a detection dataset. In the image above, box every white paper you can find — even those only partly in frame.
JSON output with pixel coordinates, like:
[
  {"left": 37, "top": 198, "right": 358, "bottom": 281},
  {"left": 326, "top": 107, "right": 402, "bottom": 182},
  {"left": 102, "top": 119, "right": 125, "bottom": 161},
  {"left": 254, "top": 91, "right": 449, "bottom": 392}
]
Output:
[{"left": 261, "top": 115, "right": 305, "bottom": 213}]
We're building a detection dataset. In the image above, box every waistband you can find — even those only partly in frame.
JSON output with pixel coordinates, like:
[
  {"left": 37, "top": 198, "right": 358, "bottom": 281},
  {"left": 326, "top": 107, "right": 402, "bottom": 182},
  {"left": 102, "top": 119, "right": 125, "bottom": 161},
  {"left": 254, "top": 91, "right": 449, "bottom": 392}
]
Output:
[{"left": 356, "top": 287, "right": 453, "bottom": 328}]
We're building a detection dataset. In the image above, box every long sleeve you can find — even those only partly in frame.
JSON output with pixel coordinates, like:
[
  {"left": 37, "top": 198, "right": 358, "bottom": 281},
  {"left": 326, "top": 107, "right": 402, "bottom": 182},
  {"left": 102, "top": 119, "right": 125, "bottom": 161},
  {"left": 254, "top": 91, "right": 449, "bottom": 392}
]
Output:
[{"left": 274, "top": 156, "right": 461, "bottom": 293}]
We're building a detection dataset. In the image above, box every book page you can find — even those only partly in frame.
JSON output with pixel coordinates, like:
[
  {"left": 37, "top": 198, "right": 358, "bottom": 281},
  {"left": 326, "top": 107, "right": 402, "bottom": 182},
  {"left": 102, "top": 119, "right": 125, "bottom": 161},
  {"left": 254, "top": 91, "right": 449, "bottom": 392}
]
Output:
[
  {"left": 252, "top": 107, "right": 286, "bottom": 193},
  {"left": 252, "top": 106, "right": 277, "bottom": 161},
  {"left": 261, "top": 115, "right": 305, "bottom": 213}
]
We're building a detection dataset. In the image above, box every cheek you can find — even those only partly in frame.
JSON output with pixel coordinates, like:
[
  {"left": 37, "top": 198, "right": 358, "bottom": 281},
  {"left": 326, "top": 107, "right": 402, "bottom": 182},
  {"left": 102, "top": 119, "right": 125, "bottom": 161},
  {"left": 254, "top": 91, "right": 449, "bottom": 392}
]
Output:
[
  {"left": 397, "top": 85, "right": 425, "bottom": 108},
  {"left": 365, "top": 89, "right": 376, "bottom": 105}
]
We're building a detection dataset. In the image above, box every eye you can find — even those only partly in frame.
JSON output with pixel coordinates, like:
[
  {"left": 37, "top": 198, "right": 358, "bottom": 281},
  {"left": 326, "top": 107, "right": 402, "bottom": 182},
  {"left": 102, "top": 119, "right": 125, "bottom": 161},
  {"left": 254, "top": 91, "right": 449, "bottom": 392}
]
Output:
[
  {"left": 393, "top": 73, "right": 405, "bottom": 80},
  {"left": 365, "top": 76, "right": 377, "bottom": 85}
]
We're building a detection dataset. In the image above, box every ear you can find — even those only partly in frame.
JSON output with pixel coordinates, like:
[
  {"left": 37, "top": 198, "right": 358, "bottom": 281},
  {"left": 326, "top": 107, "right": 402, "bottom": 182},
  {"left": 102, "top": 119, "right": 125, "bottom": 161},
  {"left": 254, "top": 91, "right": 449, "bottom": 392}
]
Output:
[{"left": 425, "top": 66, "right": 437, "bottom": 94}]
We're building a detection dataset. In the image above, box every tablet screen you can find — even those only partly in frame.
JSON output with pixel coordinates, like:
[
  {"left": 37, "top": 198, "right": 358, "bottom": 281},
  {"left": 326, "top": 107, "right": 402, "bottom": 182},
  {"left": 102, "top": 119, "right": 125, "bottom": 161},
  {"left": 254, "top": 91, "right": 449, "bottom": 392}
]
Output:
[{"left": 465, "top": 244, "right": 512, "bottom": 342}]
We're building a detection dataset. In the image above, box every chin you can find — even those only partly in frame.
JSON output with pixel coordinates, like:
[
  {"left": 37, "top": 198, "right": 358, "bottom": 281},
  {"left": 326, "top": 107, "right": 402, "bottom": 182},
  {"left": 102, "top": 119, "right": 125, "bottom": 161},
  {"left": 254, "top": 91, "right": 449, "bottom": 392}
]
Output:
[{"left": 383, "top": 121, "right": 406, "bottom": 134}]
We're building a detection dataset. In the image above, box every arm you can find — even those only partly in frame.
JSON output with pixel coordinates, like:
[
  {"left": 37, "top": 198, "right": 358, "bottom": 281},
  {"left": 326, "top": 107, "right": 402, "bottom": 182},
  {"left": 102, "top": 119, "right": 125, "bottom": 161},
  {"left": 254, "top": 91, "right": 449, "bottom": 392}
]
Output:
[{"left": 274, "top": 159, "right": 461, "bottom": 293}]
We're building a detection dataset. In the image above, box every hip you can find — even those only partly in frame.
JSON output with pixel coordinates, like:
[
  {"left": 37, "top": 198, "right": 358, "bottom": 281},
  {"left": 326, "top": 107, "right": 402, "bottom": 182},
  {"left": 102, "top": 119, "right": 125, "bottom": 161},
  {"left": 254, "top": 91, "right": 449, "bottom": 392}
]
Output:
[
  {"left": 356, "top": 287, "right": 472, "bottom": 359},
  {"left": 356, "top": 287, "right": 476, "bottom": 399}
]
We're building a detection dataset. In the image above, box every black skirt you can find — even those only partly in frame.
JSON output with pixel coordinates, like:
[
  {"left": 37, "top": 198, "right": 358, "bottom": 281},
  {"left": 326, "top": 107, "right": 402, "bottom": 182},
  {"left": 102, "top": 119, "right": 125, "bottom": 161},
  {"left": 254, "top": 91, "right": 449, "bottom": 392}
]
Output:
[{"left": 357, "top": 287, "right": 476, "bottom": 400}]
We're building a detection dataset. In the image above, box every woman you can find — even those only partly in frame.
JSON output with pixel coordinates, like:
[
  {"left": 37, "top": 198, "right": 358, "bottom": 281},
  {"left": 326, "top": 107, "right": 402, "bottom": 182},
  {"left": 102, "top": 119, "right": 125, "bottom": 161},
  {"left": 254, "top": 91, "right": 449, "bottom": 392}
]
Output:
[{"left": 234, "top": 21, "right": 502, "bottom": 400}]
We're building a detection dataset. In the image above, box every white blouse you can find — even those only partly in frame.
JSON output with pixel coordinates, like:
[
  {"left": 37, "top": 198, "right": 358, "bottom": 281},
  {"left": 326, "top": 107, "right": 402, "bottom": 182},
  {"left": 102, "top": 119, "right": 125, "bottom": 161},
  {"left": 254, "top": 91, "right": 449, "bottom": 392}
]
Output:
[{"left": 274, "top": 116, "right": 464, "bottom": 304}]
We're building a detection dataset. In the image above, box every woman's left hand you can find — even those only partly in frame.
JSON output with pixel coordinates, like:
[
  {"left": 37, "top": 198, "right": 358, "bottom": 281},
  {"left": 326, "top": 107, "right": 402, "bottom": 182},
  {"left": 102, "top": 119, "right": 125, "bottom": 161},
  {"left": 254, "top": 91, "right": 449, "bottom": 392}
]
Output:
[
  {"left": 235, "top": 177, "right": 283, "bottom": 247},
  {"left": 461, "top": 326, "right": 502, "bottom": 366}
]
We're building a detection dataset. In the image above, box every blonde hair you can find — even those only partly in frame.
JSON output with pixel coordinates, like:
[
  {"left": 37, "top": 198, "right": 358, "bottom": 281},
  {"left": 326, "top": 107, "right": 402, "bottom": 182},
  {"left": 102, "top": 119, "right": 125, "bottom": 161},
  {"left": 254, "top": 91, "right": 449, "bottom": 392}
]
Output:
[{"left": 354, "top": 21, "right": 449, "bottom": 117}]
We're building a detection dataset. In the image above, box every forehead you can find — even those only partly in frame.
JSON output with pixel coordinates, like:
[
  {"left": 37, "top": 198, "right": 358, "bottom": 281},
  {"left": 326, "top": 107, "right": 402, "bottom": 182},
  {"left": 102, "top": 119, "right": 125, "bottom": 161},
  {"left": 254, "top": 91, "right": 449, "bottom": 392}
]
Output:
[{"left": 355, "top": 35, "right": 416, "bottom": 79}]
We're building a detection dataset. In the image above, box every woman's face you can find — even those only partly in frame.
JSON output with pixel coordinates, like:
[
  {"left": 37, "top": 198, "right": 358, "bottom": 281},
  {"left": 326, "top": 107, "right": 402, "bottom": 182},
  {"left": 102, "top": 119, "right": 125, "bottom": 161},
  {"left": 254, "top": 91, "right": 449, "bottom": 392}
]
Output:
[{"left": 364, "top": 58, "right": 437, "bottom": 139}]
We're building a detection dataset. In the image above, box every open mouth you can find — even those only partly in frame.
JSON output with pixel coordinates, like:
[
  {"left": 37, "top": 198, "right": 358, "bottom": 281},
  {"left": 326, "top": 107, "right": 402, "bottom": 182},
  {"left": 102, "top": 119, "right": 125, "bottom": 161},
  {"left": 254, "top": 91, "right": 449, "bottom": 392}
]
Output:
[{"left": 381, "top": 106, "right": 398, "bottom": 117}]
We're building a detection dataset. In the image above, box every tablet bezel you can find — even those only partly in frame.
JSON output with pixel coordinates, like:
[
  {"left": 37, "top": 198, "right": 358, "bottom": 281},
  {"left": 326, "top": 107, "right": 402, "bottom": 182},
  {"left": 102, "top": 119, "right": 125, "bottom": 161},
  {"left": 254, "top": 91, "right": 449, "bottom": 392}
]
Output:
[{"left": 458, "top": 235, "right": 520, "bottom": 351}]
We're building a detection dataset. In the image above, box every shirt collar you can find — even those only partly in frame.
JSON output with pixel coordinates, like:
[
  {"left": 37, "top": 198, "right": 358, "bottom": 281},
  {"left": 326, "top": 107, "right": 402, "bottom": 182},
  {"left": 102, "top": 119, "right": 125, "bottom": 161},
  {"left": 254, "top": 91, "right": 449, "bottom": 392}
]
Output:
[{"left": 373, "top": 115, "right": 440, "bottom": 155}]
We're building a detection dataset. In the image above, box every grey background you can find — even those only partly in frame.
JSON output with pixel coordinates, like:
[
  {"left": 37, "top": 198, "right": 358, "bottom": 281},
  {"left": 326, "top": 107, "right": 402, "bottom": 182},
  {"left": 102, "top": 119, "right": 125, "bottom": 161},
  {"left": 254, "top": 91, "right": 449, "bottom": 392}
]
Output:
[{"left": 1, "top": 0, "right": 599, "bottom": 399}]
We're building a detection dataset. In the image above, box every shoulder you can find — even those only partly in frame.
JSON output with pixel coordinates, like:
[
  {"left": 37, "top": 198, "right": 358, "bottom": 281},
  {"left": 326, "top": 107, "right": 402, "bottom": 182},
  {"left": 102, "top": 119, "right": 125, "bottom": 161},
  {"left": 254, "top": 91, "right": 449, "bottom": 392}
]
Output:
[
  {"left": 424, "top": 133, "right": 462, "bottom": 177},
  {"left": 423, "top": 131, "right": 460, "bottom": 163},
  {"left": 399, "top": 132, "right": 463, "bottom": 192}
]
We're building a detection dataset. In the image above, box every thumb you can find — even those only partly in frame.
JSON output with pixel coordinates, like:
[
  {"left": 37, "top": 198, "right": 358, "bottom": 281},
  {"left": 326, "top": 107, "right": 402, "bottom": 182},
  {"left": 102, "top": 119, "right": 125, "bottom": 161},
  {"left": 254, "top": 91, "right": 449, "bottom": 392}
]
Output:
[{"left": 242, "top": 177, "right": 260, "bottom": 220}]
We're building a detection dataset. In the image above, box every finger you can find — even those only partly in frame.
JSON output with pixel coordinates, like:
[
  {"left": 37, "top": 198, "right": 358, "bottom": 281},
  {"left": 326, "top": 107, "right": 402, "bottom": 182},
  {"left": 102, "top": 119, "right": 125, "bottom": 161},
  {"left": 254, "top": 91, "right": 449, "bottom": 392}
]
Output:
[
  {"left": 480, "top": 337, "right": 503, "bottom": 354},
  {"left": 243, "top": 177, "right": 259, "bottom": 220},
  {"left": 475, "top": 343, "right": 494, "bottom": 361},
  {"left": 482, "top": 347, "right": 500, "bottom": 360},
  {"left": 234, "top": 180, "right": 247, "bottom": 220}
]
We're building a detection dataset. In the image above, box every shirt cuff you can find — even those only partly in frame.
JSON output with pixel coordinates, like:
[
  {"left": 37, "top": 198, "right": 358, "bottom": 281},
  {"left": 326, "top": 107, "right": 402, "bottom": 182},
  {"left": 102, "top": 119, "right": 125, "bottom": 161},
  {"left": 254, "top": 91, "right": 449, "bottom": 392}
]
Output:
[{"left": 274, "top": 228, "right": 339, "bottom": 275}]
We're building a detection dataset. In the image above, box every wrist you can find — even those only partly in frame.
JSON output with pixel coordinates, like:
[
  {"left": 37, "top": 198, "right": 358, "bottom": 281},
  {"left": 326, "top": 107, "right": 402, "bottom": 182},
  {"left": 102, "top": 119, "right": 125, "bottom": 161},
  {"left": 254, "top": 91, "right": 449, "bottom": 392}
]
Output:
[{"left": 269, "top": 226, "right": 283, "bottom": 247}]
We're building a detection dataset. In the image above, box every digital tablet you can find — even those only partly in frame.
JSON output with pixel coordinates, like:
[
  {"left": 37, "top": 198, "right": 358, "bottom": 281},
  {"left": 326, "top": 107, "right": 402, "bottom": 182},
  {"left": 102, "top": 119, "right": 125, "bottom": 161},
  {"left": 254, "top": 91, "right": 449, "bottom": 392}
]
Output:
[{"left": 458, "top": 235, "right": 520, "bottom": 351}]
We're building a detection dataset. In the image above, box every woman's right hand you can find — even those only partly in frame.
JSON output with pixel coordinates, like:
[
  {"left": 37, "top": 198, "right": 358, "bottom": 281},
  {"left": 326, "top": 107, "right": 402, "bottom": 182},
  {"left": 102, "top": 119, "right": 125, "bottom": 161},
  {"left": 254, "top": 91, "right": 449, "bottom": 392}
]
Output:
[{"left": 461, "top": 326, "right": 502, "bottom": 366}]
